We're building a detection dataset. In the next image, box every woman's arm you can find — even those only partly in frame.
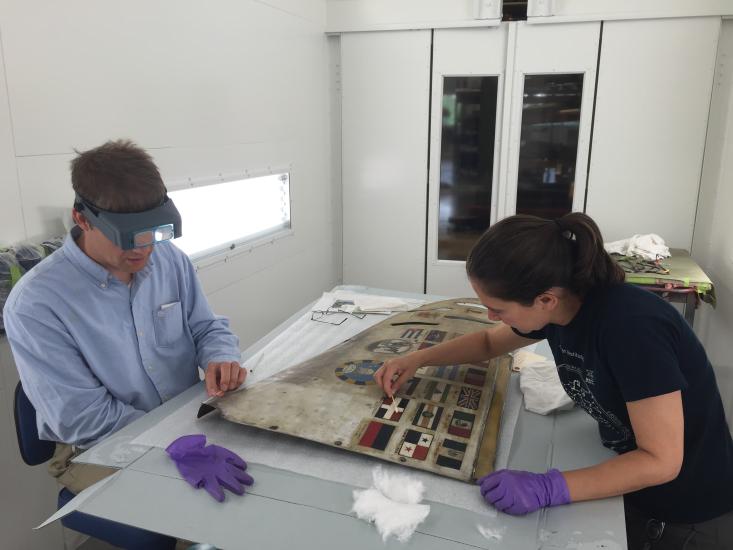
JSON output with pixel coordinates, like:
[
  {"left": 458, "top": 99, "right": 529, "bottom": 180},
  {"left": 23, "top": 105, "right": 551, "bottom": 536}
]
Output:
[
  {"left": 374, "top": 324, "right": 538, "bottom": 398},
  {"left": 564, "top": 390, "right": 684, "bottom": 500}
]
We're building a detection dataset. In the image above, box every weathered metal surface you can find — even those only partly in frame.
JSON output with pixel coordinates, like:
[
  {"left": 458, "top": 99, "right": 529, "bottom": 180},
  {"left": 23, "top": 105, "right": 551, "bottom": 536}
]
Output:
[{"left": 206, "top": 298, "right": 511, "bottom": 481}]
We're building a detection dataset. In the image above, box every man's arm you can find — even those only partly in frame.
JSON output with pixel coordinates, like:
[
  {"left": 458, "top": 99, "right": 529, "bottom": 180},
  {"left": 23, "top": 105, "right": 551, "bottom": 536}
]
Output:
[
  {"left": 177, "top": 251, "right": 244, "bottom": 396},
  {"left": 178, "top": 253, "right": 241, "bottom": 367},
  {"left": 5, "top": 309, "right": 144, "bottom": 448}
]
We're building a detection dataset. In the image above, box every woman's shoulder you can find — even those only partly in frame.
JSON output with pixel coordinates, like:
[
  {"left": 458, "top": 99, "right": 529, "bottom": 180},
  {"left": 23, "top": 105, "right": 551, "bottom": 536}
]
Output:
[{"left": 592, "top": 283, "right": 679, "bottom": 323}]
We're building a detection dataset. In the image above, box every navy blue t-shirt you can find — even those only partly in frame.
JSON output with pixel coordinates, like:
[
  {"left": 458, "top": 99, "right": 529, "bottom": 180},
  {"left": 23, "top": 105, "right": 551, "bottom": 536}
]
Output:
[{"left": 514, "top": 283, "right": 733, "bottom": 523}]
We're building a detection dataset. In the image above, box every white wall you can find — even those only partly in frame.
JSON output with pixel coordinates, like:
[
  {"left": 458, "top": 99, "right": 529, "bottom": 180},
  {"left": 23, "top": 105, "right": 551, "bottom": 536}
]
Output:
[
  {"left": 692, "top": 19, "right": 733, "bottom": 430},
  {"left": 586, "top": 17, "right": 720, "bottom": 250},
  {"left": 327, "top": 0, "right": 500, "bottom": 32},
  {"left": 0, "top": 1, "right": 337, "bottom": 547}
]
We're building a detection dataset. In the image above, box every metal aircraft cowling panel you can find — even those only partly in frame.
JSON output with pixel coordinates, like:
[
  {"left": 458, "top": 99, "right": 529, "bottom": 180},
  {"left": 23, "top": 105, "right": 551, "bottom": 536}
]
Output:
[{"left": 206, "top": 299, "right": 512, "bottom": 481}]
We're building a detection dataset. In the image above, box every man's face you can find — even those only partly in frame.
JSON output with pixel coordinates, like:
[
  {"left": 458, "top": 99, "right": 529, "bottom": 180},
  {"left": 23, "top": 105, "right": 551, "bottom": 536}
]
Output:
[{"left": 73, "top": 209, "right": 153, "bottom": 275}]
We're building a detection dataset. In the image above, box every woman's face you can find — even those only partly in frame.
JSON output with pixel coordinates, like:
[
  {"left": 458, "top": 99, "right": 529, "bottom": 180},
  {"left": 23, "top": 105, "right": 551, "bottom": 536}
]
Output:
[{"left": 469, "top": 278, "right": 554, "bottom": 333}]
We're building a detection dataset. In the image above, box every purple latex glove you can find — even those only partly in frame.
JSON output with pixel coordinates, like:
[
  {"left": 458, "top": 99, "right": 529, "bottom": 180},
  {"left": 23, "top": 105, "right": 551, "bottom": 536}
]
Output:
[
  {"left": 477, "top": 468, "right": 570, "bottom": 515},
  {"left": 166, "top": 434, "right": 254, "bottom": 502}
]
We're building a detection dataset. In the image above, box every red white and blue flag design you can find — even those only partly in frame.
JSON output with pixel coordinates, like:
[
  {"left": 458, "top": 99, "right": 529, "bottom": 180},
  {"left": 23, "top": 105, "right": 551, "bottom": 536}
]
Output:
[
  {"left": 398, "top": 429, "right": 434, "bottom": 460},
  {"left": 457, "top": 387, "right": 481, "bottom": 410},
  {"left": 375, "top": 397, "right": 409, "bottom": 421}
]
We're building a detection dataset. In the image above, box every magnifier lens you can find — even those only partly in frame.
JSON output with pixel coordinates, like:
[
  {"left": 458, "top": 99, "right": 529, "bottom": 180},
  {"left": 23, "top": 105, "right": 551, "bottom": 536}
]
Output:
[
  {"left": 154, "top": 224, "right": 175, "bottom": 242},
  {"left": 133, "top": 231, "right": 154, "bottom": 247}
]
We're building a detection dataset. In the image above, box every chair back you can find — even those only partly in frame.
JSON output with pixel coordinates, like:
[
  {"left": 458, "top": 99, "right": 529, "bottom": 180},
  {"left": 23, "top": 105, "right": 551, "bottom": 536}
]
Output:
[{"left": 13, "top": 382, "right": 56, "bottom": 465}]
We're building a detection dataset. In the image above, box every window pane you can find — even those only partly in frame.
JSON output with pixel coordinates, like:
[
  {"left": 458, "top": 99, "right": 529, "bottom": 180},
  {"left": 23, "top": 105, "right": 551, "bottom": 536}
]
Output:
[
  {"left": 516, "top": 74, "right": 584, "bottom": 219},
  {"left": 438, "top": 76, "right": 498, "bottom": 261},
  {"left": 169, "top": 173, "right": 291, "bottom": 259}
]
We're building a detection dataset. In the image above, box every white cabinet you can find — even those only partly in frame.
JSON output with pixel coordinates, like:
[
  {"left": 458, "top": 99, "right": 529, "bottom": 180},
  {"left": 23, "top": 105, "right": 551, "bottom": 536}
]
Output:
[
  {"left": 341, "top": 30, "right": 431, "bottom": 293},
  {"left": 340, "top": 17, "right": 720, "bottom": 295}
]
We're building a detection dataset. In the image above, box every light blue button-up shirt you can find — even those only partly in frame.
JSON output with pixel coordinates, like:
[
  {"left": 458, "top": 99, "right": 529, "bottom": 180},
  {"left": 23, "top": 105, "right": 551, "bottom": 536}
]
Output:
[{"left": 4, "top": 228, "right": 240, "bottom": 447}]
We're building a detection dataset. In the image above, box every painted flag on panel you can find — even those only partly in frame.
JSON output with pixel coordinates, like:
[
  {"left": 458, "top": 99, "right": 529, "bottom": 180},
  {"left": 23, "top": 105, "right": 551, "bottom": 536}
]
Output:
[
  {"left": 375, "top": 397, "right": 409, "bottom": 421},
  {"left": 399, "top": 377, "right": 420, "bottom": 396},
  {"left": 422, "top": 380, "right": 451, "bottom": 403},
  {"left": 411, "top": 402, "right": 444, "bottom": 431},
  {"left": 464, "top": 367, "right": 487, "bottom": 386},
  {"left": 401, "top": 328, "right": 423, "bottom": 340},
  {"left": 457, "top": 387, "right": 482, "bottom": 410},
  {"left": 398, "top": 429, "right": 434, "bottom": 460},
  {"left": 436, "top": 438, "right": 467, "bottom": 470},
  {"left": 358, "top": 421, "right": 395, "bottom": 451},
  {"left": 425, "top": 329, "right": 447, "bottom": 343},
  {"left": 448, "top": 410, "right": 475, "bottom": 438},
  {"left": 435, "top": 365, "right": 460, "bottom": 381}
]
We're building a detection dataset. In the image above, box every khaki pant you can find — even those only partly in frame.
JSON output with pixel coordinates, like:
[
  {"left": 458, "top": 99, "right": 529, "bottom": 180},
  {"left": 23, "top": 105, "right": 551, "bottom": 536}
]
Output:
[
  {"left": 625, "top": 499, "right": 733, "bottom": 550},
  {"left": 48, "top": 443, "right": 117, "bottom": 495}
]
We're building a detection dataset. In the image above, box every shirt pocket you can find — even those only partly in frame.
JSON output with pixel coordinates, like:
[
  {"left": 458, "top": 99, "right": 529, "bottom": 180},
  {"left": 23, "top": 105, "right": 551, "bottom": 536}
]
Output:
[{"left": 153, "top": 301, "right": 184, "bottom": 347}]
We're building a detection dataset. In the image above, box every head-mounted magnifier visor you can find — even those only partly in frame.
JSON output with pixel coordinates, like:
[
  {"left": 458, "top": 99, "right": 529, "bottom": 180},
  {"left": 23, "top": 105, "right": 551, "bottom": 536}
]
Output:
[{"left": 74, "top": 194, "right": 183, "bottom": 250}]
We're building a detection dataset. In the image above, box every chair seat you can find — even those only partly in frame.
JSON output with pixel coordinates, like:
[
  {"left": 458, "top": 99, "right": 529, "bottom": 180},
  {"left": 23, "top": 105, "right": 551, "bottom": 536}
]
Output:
[{"left": 58, "top": 488, "right": 176, "bottom": 550}]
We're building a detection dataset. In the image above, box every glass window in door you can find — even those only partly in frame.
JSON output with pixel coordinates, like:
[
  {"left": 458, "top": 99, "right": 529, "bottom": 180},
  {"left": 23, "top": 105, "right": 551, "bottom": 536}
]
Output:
[
  {"left": 438, "top": 76, "right": 499, "bottom": 261},
  {"left": 516, "top": 74, "right": 584, "bottom": 219}
]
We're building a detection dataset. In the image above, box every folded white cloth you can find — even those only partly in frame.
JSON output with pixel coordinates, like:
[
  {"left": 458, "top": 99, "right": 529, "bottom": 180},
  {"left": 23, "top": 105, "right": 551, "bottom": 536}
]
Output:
[
  {"left": 519, "top": 360, "right": 574, "bottom": 416},
  {"left": 352, "top": 466, "right": 430, "bottom": 542},
  {"left": 510, "top": 349, "right": 548, "bottom": 372},
  {"left": 313, "top": 290, "right": 425, "bottom": 314},
  {"left": 604, "top": 234, "right": 670, "bottom": 260}
]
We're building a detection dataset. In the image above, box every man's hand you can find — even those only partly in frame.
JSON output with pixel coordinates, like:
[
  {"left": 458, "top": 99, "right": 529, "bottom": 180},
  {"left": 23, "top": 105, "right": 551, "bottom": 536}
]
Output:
[
  {"left": 205, "top": 361, "right": 246, "bottom": 397},
  {"left": 373, "top": 355, "right": 423, "bottom": 399}
]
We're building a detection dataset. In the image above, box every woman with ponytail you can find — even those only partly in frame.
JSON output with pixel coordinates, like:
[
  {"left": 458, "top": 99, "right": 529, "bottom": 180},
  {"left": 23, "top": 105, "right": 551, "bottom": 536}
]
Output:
[{"left": 375, "top": 213, "right": 733, "bottom": 550}]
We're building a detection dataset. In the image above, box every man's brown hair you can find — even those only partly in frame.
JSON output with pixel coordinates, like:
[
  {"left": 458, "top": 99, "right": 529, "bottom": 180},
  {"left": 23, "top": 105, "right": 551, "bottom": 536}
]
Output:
[{"left": 71, "top": 139, "right": 166, "bottom": 213}]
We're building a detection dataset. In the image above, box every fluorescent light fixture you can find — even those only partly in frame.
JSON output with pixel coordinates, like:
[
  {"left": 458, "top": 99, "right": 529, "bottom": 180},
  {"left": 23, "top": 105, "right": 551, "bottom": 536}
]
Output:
[{"left": 169, "top": 172, "right": 291, "bottom": 259}]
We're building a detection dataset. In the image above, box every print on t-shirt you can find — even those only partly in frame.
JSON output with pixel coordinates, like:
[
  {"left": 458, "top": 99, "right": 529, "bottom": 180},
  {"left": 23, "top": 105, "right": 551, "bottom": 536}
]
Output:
[{"left": 556, "top": 345, "right": 634, "bottom": 452}]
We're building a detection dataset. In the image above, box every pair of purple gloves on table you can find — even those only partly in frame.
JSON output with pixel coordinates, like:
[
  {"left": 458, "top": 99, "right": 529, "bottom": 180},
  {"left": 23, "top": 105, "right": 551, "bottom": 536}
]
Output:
[
  {"left": 477, "top": 468, "right": 571, "bottom": 515},
  {"left": 166, "top": 433, "right": 568, "bottom": 512},
  {"left": 166, "top": 434, "right": 254, "bottom": 502}
]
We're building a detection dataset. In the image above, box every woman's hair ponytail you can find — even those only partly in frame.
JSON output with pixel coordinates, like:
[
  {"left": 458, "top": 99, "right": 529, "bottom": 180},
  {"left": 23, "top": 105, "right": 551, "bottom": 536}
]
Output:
[
  {"left": 466, "top": 212, "right": 624, "bottom": 304},
  {"left": 558, "top": 212, "right": 625, "bottom": 296}
]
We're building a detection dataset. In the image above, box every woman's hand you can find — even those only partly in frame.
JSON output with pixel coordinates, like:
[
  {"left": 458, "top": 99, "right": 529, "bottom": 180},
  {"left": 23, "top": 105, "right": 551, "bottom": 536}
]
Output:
[{"left": 373, "top": 354, "right": 423, "bottom": 398}]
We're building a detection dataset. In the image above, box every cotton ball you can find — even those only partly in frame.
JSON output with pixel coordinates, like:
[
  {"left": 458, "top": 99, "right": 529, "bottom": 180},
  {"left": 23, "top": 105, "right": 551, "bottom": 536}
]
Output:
[
  {"left": 352, "top": 488, "right": 430, "bottom": 542},
  {"left": 372, "top": 466, "right": 425, "bottom": 504}
]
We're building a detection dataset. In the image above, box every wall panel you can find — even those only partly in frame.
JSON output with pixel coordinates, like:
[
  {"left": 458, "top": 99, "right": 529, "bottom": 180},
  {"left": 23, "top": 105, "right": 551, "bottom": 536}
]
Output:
[
  {"left": 341, "top": 30, "right": 430, "bottom": 293},
  {"left": 0, "top": 31, "right": 24, "bottom": 246},
  {"left": 586, "top": 17, "right": 719, "bottom": 249},
  {"left": 0, "top": 2, "right": 336, "bottom": 547},
  {"left": 692, "top": 20, "right": 733, "bottom": 429}
]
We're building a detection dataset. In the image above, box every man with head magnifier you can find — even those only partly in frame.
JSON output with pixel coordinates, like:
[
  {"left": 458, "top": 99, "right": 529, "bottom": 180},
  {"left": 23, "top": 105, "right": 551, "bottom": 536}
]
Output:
[{"left": 4, "top": 139, "right": 246, "bottom": 495}]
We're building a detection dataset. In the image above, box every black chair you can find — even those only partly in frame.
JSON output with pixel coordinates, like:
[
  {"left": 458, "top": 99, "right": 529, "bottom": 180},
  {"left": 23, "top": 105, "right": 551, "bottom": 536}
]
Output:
[{"left": 13, "top": 382, "right": 176, "bottom": 549}]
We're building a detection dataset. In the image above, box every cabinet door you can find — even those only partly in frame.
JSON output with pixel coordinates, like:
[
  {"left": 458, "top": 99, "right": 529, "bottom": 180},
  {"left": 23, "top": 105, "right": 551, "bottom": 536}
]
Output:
[
  {"left": 425, "top": 27, "right": 508, "bottom": 297},
  {"left": 341, "top": 30, "right": 431, "bottom": 293},
  {"left": 499, "top": 21, "right": 600, "bottom": 220},
  {"left": 426, "top": 22, "right": 600, "bottom": 296}
]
